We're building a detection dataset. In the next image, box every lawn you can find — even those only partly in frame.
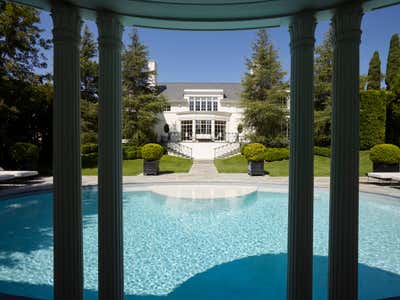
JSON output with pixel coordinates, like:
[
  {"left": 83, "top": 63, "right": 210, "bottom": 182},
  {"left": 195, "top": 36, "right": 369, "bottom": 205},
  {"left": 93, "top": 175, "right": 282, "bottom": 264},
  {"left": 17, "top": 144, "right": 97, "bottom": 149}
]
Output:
[
  {"left": 214, "top": 151, "right": 372, "bottom": 176},
  {"left": 82, "top": 155, "right": 193, "bottom": 175}
]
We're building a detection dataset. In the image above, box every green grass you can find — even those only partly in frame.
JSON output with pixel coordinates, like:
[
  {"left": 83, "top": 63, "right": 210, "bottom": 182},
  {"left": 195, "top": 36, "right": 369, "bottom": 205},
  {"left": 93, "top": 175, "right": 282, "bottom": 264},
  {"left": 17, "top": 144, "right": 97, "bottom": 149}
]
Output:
[
  {"left": 82, "top": 155, "right": 193, "bottom": 176},
  {"left": 214, "top": 151, "right": 372, "bottom": 176}
]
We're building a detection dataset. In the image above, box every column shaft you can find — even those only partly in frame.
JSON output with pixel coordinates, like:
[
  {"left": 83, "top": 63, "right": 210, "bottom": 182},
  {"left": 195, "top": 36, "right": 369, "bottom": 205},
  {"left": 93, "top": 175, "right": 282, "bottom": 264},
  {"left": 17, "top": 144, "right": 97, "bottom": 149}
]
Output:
[
  {"left": 97, "top": 12, "right": 124, "bottom": 300},
  {"left": 329, "top": 4, "right": 363, "bottom": 300},
  {"left": 287, "top": 12, "right": 316, "bottom": 300},
  {"left": 51, "top": 3, "right": 83, "bottom": 300}
]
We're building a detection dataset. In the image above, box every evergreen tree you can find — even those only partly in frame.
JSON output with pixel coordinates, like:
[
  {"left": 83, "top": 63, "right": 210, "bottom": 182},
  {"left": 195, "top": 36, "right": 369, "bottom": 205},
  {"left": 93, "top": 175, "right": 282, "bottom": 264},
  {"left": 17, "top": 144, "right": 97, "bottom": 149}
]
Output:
[
  {"left": 313, "top": 27, "right": 334, "bottom": 146},
  {"left": 385, "top": 34, "right": 400, "bottom": 90},
  {"left": 79, "top": 24, "right": 99, "bottom": 143},
  {"left": 80, "top": 25, "right": 98, "bottom": 103},
  {"left": 121, "top": 28, "right": 166, "bottom": 145},
  {"left": 314, "top": 27, "right": 333, "bottom": 111},
  {"left": 241, "top": 29, "right": 288, "bottom": 146},
  {"left": 367, "top": 51, "right": 382, "bottom": 90}
]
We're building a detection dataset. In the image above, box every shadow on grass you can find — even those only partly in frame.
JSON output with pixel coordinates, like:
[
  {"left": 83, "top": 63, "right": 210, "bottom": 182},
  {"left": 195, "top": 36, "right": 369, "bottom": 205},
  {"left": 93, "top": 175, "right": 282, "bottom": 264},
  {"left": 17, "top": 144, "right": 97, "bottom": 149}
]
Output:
[{"left": 1, "top": 254, "right": 399, "bottom": 300}]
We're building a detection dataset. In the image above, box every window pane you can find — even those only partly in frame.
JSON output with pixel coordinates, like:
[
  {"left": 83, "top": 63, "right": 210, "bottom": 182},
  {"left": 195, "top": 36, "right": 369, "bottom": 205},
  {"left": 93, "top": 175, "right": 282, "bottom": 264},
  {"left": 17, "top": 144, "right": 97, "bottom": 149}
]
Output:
[{"left": 213, "top": 101, "right": 218, "bottom": 111}]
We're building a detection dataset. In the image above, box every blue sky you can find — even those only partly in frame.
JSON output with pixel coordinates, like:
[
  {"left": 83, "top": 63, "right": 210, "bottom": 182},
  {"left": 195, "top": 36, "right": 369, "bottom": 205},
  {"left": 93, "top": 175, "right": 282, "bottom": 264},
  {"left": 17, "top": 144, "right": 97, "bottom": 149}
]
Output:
[{"left": 38, "top": 4, "right": 400, "bottom": 83}]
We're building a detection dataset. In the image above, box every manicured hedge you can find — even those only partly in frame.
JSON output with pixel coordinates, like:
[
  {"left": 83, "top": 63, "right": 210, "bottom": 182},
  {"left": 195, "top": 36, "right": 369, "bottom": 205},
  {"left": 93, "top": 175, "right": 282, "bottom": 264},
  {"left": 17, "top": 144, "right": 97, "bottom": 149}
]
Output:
[
  {"left": 82, "top": 152, "right": 98, "bottom": 168},
  {"left": 360, "top": 90, "right": 391, "bottom": 150},
  {"left": 314, "top": 146, "right": 331, "bottom": 157},
  {"left": 81, "top": 143, "right": 98, "bottom": 154},
  {"left": 123, "top": 145, "right": 142, "bottom": 160},
  {"left": 141, "top": 143, "right": 164, "bottom": 161},
  {"left": 264, "top": 147, "right": 289, "bottom": 162},
  {"left": 370, "top": 144, "right": 400, "bottom": 164},
  {"left": 9, "top": 142, "right": 39, "bottom": 169},
  {"left": 243, "top": 143, "right": 266, "bottom": 162}
]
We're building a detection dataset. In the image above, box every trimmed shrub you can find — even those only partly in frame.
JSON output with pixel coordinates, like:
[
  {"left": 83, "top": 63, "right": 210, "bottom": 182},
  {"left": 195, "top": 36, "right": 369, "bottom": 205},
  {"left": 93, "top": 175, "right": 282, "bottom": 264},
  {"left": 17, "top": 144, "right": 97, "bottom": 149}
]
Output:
[
  {"left": 141, "top": 143, "right": 164, "bottom": 161},
  {"left": 123, "top": 145, "right": 142, "bottom": 160},
  {"left": 314, "top": 146, "right": 331, "bottom": 157},
  {"left": 81, "top": 143, "right": 98, "bottom": 154},
  {"left": 360, "top": 90, "right": 391, "bottom": 150},
  {"left": 243, "top": 143, "right": 266, "bottom": 162},
  {"left": 82, "top": 152, "right": 98, "bottom": 168},
  {"left": 240, "top": 143, "right": 249, "bottom": 155},
  {"left": 370, "top": 144, "right": 400, "bottom": 164},
  {"left": 264, "top": 148, "right": 289, "bottom": 162},
  {"left": 9, "top": 142, "right": 39, "bottom": 169}
]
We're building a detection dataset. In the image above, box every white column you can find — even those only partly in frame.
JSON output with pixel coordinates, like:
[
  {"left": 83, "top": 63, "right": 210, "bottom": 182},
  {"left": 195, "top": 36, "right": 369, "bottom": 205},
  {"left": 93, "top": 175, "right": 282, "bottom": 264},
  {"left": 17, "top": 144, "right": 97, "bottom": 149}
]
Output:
[
  {"left": 97, "top": 12, "right": 124, "bottom": 300},
  {"left": 211, "top": 119, "right": 215, "bottom": 141},
  {"left": 51, "top": 3, "right": 83, "bottom": 299},
  {"left": 329, "top": 4, "right": 363, "bottom": 300},
  {"left": 192, "top": 120, "right": 196, "bottom": 141},
  {"left": 287, "top": 12, "right": 316, "bottom": 300}
]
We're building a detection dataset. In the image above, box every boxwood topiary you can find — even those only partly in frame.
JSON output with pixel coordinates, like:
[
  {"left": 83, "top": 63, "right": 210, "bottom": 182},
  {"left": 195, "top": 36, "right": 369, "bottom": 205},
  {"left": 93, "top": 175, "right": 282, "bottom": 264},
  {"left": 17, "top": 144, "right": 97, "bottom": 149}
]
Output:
[
  {"left": 141, "top": 143, "right": 164, "bottom": 161},
  {"left": 264, "top": 148, "right": 289, "bottom": 162},
  {"left": 81, "top": 143, "right": 98, "bottom": 154},
  {"left": 243, "top": 143, "right": 266, "bottom": 162},
  {"left": 9, "top": 142, "right": 39, "bottom": 168},
  {"left": 240, "top": 143, "right": 249, "bottom": 155},
  {"left": 370, "top": 144, "right": 400, "bottom": 164}
]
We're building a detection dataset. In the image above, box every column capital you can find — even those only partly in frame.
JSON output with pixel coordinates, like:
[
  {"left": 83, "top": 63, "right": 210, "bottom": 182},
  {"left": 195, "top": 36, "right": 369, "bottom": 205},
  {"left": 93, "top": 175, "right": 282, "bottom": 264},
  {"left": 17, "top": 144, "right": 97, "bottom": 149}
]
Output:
[
  {"left": 289, "top": 12, "right": 316, "bottom": 50},
  {"left": 51, "top": 3, "right": 82, "bottom": 45},
  {"left": 97, "top": 11, "right": 123, "bottom": 49},
  {"left": 332, "top": 3, "right": 363, "bottom": 44}
]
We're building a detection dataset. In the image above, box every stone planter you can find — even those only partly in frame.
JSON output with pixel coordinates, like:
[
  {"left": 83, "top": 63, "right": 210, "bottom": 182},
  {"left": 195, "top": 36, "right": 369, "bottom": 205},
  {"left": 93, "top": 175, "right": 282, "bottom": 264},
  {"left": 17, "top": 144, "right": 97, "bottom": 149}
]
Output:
[
  {"left": 143, "top": 160, "right": 160, "bottom": 175},
  {"left": 248, "top": 160, "right": 264, "bottom": 176},
  {"left": 373, "top": 162, "right": 400, "bottom": 173}
]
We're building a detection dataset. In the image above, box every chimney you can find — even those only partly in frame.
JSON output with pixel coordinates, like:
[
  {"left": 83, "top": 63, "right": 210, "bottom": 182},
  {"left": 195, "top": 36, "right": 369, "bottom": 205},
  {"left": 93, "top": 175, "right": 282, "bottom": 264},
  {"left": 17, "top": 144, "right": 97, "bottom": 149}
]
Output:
[{"left": 148, "top": 60, "right": 157, "bottom": 87}]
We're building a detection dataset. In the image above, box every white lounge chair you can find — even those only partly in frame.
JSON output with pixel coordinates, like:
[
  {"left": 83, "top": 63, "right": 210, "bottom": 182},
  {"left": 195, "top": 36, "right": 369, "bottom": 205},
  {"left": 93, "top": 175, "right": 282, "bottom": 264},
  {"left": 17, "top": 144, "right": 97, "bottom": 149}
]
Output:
[{"left": 0, "top": 167, "right": 38, "bottom": 181}]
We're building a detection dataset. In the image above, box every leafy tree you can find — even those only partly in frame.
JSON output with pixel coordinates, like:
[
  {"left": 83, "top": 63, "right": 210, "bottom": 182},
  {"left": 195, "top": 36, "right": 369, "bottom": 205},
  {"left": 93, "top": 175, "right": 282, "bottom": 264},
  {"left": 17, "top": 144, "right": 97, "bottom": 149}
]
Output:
[
  {"left": 386, "top": 74, "right": 400, "bottom": 146},
  {"left": 367, "top": 51, "right": 382, "bottom": 90},
  {"left": 79, "top": 24, "right": 99, "bottom": 144},
  {"left": 121, "top": 29, "right": 166, "bottom": 145},
  {"left": 241, "top": 29, "right": 288, "bottom": 146},
  {"left": 385, "top": 34, "right": 400, "bottom": 90},
  {"left": 0, "top": 3, "right": 52, "bottom": 170}
]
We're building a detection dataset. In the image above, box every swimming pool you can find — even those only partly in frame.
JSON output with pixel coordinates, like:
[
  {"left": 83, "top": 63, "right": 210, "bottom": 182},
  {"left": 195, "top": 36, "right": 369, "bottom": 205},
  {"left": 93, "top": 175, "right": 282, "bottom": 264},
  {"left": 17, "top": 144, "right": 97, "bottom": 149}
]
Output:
[{"left": 0, "top": 185, "right": 399, "bottom": 299}]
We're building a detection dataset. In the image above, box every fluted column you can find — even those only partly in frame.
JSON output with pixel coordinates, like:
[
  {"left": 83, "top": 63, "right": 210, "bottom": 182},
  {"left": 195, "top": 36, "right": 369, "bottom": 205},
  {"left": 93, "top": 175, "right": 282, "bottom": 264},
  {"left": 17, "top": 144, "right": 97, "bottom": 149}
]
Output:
[
  {"left": 97, "top": 12, "right": 124, "bottom": 300},
  {"left": 329, "top": 4, "right": 363, "bottom": 300},
  {"left": 51, "top": 3, "right": 83, "bottom": 300},
  {"left": 287, "top": 12, "right": 316, "bottom": 300}
]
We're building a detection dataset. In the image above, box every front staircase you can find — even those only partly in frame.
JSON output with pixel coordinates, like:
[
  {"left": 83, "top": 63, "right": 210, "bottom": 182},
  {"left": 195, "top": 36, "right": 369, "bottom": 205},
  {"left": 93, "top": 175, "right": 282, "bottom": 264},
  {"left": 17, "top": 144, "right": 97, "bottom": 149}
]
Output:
[
  {"left": 165, "top": 142, "right": 241, "bottom": 160},
  {"left": 213, "top": 142, "right": 241, "bottom": 159}
]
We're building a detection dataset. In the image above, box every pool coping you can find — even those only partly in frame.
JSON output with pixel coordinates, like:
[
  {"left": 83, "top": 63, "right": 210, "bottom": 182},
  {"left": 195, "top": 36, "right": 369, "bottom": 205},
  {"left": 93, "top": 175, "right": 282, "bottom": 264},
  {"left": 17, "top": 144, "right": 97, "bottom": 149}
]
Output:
[{"left": 1, "top": 176, "right": 399, "bottom": 201}]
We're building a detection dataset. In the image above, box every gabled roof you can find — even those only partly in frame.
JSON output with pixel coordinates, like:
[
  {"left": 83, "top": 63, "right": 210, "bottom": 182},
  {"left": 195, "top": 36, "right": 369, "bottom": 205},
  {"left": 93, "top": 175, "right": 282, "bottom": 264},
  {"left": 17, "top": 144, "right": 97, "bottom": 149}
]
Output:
[{"left": 158, "top": 82, "right": 242, "bottom": 101}]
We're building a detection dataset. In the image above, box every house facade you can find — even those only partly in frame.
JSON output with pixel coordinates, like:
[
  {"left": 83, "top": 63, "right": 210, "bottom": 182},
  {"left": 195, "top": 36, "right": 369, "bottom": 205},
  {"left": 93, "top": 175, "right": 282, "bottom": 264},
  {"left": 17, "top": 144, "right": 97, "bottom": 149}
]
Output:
[{"left": 156, "top": 82, "right": 244, "bottom": 144}]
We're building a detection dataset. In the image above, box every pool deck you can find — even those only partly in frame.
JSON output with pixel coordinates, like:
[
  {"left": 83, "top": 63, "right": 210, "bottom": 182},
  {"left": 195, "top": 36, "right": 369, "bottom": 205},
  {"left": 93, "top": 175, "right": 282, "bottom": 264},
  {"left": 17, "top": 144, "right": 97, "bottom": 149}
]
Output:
[{"left": 1, "top": 173, "right": 400, "bottom": 199}]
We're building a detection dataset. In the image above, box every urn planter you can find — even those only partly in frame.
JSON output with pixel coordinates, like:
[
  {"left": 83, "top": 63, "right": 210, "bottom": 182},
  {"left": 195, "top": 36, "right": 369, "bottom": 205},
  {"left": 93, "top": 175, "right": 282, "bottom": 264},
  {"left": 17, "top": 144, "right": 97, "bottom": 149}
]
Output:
[
  {"left": 373, "top": 162, "right": 400, "bottom": 173},
  {"left": 143, "top": 160, "right": 160, "bottom": 175},
  {"left": 248, "top": 160, "right": 264, "bottom": 176}
]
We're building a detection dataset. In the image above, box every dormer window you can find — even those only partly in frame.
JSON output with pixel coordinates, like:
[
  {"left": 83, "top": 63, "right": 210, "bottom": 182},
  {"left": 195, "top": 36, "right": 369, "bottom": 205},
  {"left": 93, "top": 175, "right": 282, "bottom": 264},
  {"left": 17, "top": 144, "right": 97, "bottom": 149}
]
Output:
[{"left": 187, "top": 96, "right": 219, "bottom": 112}]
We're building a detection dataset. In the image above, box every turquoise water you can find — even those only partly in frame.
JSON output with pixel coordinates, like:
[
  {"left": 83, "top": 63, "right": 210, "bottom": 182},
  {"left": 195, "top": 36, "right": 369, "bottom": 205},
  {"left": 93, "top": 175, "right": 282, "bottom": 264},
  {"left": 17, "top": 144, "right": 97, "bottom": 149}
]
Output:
[{"left": 0, "top": 187, "right": 399, "bottom": 299}]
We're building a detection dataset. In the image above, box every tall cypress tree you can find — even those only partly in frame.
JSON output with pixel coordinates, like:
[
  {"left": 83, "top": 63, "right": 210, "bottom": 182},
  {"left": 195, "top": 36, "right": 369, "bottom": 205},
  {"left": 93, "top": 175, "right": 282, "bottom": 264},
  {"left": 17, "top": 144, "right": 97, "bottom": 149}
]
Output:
[
  {"left": 241, "top": 29, "right": 288, "bottom": 146},
  {"left": 121, "top": 28, "right": 166, "bottom": 145},
  {"left": 367, "top": 51, "right": 382, "bottom": 90},
  {"left": 386, "top": 34, "right": 400, "bottom": 90}
]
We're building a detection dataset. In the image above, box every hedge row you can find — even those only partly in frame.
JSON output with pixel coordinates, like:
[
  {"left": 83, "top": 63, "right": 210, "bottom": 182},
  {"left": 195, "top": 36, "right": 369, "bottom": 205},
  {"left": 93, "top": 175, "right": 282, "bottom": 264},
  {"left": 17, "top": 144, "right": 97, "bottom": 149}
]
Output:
[
  {"left": 264, "top": 147, "right": 289, "bottom": 162},
  {"left": 314, "top": 146, "right": 331, "bottom": 157}
]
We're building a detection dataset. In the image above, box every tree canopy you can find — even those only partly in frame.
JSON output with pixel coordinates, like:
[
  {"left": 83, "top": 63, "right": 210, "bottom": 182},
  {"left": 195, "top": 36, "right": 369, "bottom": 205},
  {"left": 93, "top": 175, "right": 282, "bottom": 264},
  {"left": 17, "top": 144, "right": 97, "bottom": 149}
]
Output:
[{"left": 386, "top": 34, "right": 400, "bottom": 90}]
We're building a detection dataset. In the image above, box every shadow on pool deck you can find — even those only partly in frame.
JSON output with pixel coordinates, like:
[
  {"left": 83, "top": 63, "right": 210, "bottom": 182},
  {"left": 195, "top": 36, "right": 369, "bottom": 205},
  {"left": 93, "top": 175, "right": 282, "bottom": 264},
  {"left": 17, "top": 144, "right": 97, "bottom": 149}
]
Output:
[{"left": 1, "top": 254, "right": 400, "bottom": 300}]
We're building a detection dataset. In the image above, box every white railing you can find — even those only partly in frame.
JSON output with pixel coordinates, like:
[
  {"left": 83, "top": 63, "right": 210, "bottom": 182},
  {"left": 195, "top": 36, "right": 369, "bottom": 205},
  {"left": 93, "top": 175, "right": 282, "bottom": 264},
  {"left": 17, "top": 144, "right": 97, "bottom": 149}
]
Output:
[
  {"left": 167, "top": 142, "right": 193, "bottom": 158},
  {"left": 214, "top": 142, "right": 240, "bottom": 159}
]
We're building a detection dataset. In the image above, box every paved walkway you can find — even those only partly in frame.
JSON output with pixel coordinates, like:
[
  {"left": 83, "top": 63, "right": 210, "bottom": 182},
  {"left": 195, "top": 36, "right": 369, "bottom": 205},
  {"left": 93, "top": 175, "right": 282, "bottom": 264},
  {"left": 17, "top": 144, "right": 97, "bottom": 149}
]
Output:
[{"left": 189, "top": 160, "right": 218, "bottom": 176}]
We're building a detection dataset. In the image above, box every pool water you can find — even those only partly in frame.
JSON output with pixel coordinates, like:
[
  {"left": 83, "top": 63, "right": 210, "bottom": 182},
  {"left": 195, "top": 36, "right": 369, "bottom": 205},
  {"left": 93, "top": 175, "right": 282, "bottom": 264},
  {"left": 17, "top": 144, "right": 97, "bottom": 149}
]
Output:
[{"left": 0, "top": 187, "right": 399, "bottom": 299}]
